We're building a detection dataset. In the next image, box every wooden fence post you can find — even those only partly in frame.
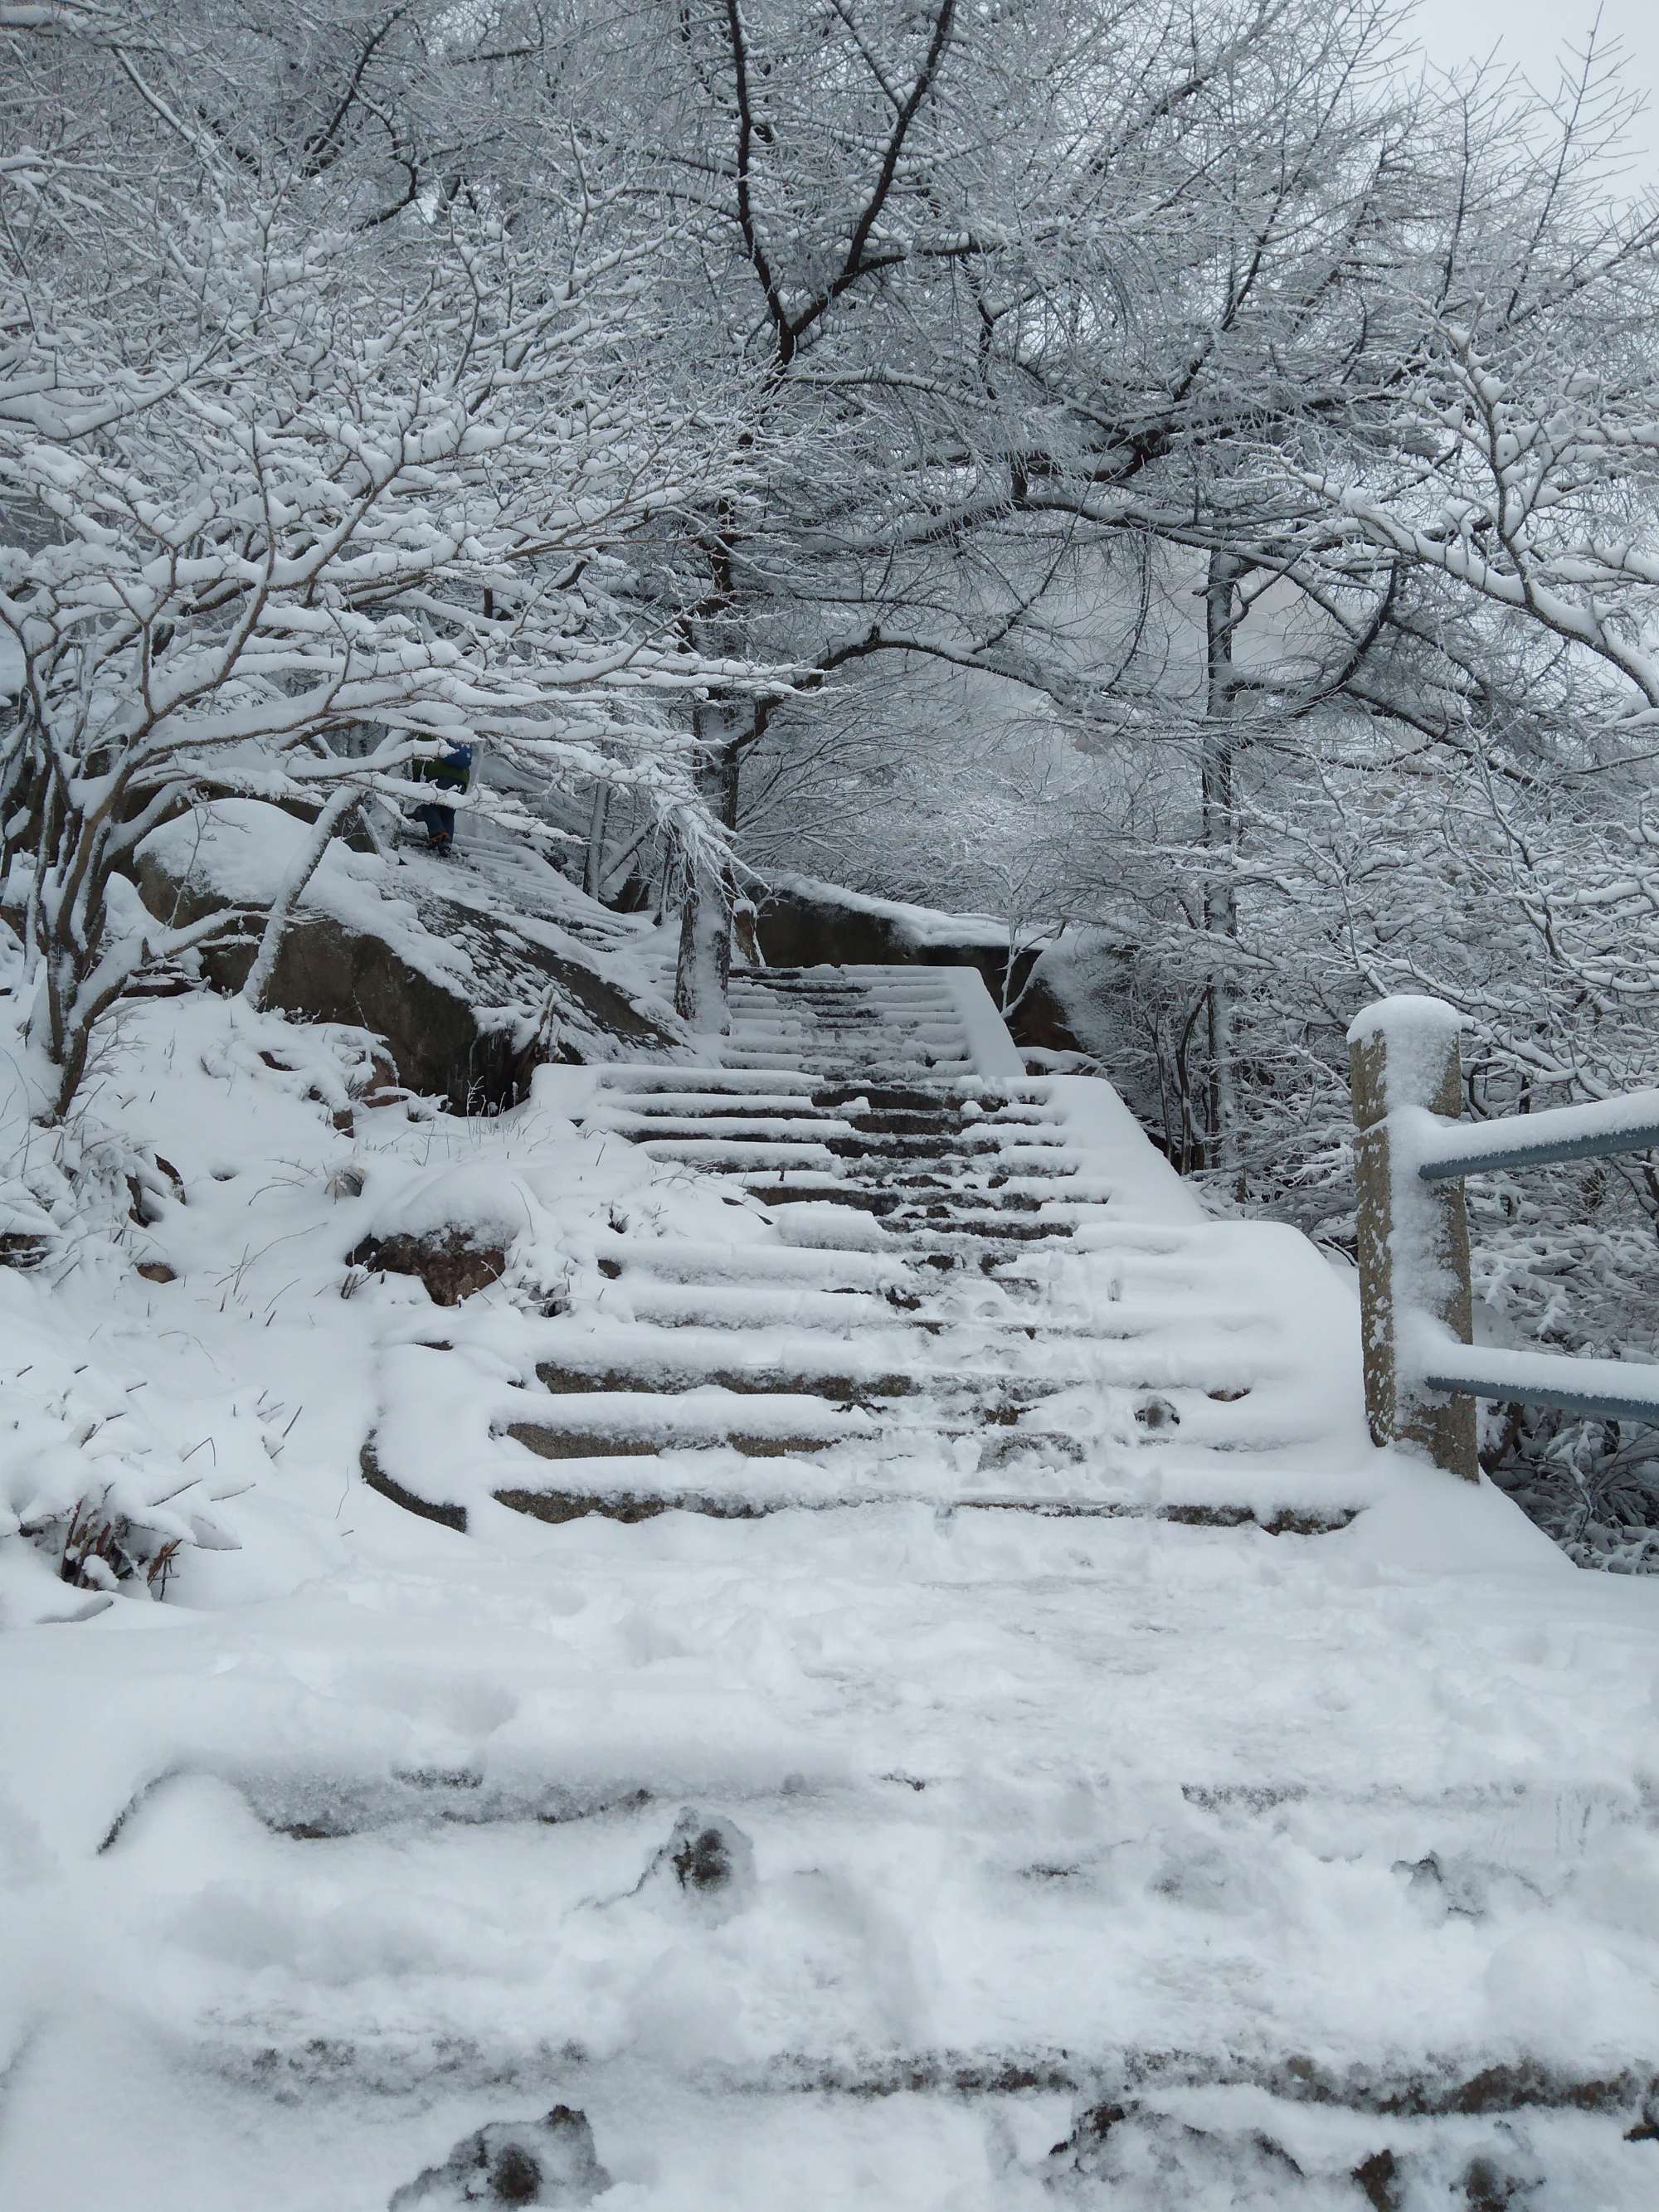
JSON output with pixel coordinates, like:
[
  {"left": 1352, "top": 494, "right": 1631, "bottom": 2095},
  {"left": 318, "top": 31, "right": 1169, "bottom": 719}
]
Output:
[{"left": 1348, "top": 997, "right": 1479, "bottom": 1481}]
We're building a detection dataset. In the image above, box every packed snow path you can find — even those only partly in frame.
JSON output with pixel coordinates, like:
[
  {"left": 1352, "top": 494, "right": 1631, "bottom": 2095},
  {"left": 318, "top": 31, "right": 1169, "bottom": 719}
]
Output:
[{"left": 4, "top": 959, "right": 1657, "bottom": 2208}]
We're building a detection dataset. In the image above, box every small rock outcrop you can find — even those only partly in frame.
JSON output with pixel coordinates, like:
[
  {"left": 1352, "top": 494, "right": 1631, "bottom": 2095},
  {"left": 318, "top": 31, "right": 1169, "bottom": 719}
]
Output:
[
  {"left": 641, "top": 1805, "right": 757, "bottom": 1922},
  {"left": 348, "top": 1231, "right": 508, "bottom": 1307},
  {"left": 388, "top": 2104, "right": 611, "bottom": 2208}
]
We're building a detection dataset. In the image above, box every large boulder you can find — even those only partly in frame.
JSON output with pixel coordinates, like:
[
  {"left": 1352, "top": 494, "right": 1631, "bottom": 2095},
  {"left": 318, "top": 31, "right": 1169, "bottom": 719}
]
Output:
[
  {"left": 754, "top": 871, "right": 1019, "bottom": 994},
  {"left": 753, "top": 873, "right": 1133, "bottom": 1060},
  {"left": 137, "top": 803, "right": 683, "bottom": 1111}
]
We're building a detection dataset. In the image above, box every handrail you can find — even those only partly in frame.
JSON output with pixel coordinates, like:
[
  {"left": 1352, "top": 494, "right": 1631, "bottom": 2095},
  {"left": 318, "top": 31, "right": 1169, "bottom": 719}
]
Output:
[
  {"left": 1417, "top": 1088, "right": 1659, "bottom": 1182},
  {"left": 1348, "top": 995, "right": 1659, "bottom": 1478},
  {"left": 1421, "top": 1368, "right": 1659, "bottom": 1426}
]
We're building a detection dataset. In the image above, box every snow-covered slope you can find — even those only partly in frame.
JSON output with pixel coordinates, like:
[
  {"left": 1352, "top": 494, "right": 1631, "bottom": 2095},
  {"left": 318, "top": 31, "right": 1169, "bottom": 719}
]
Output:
[{"left": 2, "top": 953, "right": 1656, "bottom": 2210}]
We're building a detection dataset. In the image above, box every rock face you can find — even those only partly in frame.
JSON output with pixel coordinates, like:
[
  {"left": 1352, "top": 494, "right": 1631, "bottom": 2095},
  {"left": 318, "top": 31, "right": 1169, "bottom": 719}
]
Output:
[
  {"left": 388, "top": 2105, "right": 611, "bottom": 2209},
  {"left": 754, "top": 873, "right": 1029, "bottom": 1004},
  {"left": 136, "top": 801, "right": 682, "bottom": 1112}
]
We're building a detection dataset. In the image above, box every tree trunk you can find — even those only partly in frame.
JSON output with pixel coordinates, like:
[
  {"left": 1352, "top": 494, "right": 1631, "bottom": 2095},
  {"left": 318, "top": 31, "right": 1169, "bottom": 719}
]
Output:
[
  {"left": 672, "top": 708, "right": 744, "bottom": 1032},
  {"left": 243, "top": 784, "right": 361, "bottom": 1011},
  {"left": 583, "top": 779, "right": 610, "bottom": 902},
  {"left": 674, "top": 863, "right": 733, "bottom": 1032},
  {"left": 1201, "top": 549, "right": 1243, "bottom": 1174}
]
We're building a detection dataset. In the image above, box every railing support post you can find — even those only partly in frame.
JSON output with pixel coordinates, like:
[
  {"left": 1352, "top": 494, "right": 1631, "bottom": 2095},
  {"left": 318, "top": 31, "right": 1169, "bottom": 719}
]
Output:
[{"left": 1348, "top": 998, "right": 1479, "bottom": 1480}]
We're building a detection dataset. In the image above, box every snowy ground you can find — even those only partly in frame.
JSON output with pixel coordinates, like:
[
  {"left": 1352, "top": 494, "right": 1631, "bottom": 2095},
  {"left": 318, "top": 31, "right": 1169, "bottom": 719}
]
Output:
[{"left": 2, "top": 947, "right": 1658, "bottom": 2208}]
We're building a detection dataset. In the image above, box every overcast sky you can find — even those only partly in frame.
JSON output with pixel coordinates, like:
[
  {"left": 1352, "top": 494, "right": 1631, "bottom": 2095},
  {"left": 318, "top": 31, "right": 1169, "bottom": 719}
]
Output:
[{"left": 1413, "top": 0, "right": 1657, "bottom": 177}]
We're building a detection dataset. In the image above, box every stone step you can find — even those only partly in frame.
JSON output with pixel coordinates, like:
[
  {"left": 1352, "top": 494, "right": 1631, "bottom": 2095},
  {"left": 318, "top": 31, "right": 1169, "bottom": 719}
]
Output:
[
  {"left": 722, "top": 1038, "right": 969, "bottom": 1057},
  {"left": 605, "top": 1116, "right": 854, "bottom": 1142},
  {"left": 743, "top": 963, "right": 977, "bottom": 982},
  {"left": 833, "top": 1110, "right": 980, "bottom": 1135},
  {"left": 600, "top": 1229, "right": 1180, "bottom": 1287},
  {"left": 820, "top": 1131, "right": 1068, "bottom": 1159},
  {"left": 727, "top": 1020, "right": 964, "bottom": 1041},
  {"left": 731, "top": 981, "right": 958, "bottom": 1001},
  {"left": 599, "top": 1082, "right": 1038, "bottom": 1119},
  {"left": 746, "top": 1176, "right": 1102, "bottom": 1208},
  {"left": 598, "top": 1066, "right": 819, "bottom": 1092},
  {"left": 635, "top": 1138, "right": 841, "bottom": 1169},
  {"left": 747, "top": 1203, "right": 1097, "bottom": 1238},
  {"left": 596, "top": 1241, "right": 910, "bottom": 1289},
  {"left": 741, "top": 1184, "right": 1078, "bottom": 1221},
  {"left": 732, "top": 976, "right": 955, "bottom": 991},
  {"left": 874, "top": 1218, "right": 1088, "bottom": 1246},
  {"left": 588, "top": 1276, "right": 1208, "bottom": 1336},
  {"left": 492, "top": 1474, "right": 1355, "bottom": 1534},
  {"left": 734, "top": 1046, "right": 978, "bottom": 1061},
  {"left": 502, "top": 1410, "right": 858, "bottom": 1461},
  {"left": 592, "top": 1278, "right": 909, "bottom": 1328},
  {"left": 497, "top": 1384, "right": 1245, "bottom": 1461},
  {"left": 228, "top": 1761, "right": 1631, "bottom": 1855},
  {"left": 718, "top": 1051, "right": 976, "bottom": 1071},
  {"left": 724, "top": 994, "right": 960, "bottom": 1013},
  {"left": 810, "top": 1082, "right": 1011, "bottom": 1111},
  {"left": 727, "top": 999, "right": 959, "bottom": 1020},
  {"left": 534, "top": 1361, "right": 1073, "bottom": 1408},
  {"left": 635, "top": 1131, "right": 1069, "bottom": 1168},
  {"left": 533, "top": 1347, "right": 1256, "bottom": 1403},
  {"left": 596, "top": 1092, "right": 835, "bottom": 1117}
]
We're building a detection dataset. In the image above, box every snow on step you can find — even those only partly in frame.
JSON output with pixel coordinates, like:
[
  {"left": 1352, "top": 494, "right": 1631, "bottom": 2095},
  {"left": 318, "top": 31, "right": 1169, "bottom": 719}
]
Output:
[
  {"left": 635, "top": 1138, "right": 842, "bottom": 1169},
  {"left": 22, "top": 1487, "right": 1647, "bottom": 2206},
  {"left": 524, "top": 1313, "right": 1266, "bottom": 1398},
  {"left": 599, "top": 1065, "right": 819, "bottom": 1092}
]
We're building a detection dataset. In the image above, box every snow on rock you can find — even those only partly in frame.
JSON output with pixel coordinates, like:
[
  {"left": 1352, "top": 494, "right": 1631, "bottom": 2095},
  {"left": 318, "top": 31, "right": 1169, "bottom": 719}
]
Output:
[
  {"left": 640, "top": 1805, "right": 760, "bottom": 1922},
  {"left": 141, "top": 798, "right": 474, "bottom": 986},
  {"left": 137, "top": 800, "right": 687, "bottom": 1107},
  {"left": 762, "top": 871, "right": 1012, "bottom": 953},
  {"left": 388, "top": 2104, "right": 611, "bottom": 2209},
  {"left": 1044, "top": 1072, "right": 1207, "bottom": 1223}
]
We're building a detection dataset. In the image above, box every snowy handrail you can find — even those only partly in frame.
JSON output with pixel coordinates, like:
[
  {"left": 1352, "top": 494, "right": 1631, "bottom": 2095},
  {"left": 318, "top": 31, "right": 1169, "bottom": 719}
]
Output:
[
  {"left": 1348, "top": 995, "right": 1659, "bottom": 1480},
  {"left": 1413, "top": 1090, "right": 1659, "bottom": 1182}
]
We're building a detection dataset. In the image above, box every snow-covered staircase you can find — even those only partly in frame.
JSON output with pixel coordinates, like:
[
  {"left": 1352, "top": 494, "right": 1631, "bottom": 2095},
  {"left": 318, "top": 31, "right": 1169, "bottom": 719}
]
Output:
[
  {"left": 17, "top": 961, "right": 1649, "bottom": 2210},
  {"left": 442, "top": 962, "right": 1374, "bottom": 1534}
]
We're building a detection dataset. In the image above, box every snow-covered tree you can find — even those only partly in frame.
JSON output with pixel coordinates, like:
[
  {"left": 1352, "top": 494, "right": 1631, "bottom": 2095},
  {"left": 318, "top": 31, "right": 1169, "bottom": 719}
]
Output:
[{"left": 1, "top": 154, "right": 766, "bottom": 1115}]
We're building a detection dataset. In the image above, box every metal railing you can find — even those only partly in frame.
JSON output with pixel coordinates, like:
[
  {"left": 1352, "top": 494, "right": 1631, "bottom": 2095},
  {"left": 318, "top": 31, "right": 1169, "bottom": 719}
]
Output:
[{"left": 1348, "top": 995, "right": 1659, "bottom": 1479}]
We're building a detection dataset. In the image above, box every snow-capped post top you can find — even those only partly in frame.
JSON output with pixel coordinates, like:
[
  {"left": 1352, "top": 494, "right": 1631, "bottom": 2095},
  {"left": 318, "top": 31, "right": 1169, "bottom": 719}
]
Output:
[
  {"left": 1346, "top": 994, "right": 1468, "bottom": 1050},
  {"left": 1349, "top": 995, "right": 1468, "bottom": 1130}
]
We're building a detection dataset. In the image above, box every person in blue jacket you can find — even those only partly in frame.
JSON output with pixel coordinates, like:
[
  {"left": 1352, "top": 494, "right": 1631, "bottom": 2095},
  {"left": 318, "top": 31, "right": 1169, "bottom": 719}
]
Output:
[{"left": 410, "top": 740, "right": 474, "bottom": 855}]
